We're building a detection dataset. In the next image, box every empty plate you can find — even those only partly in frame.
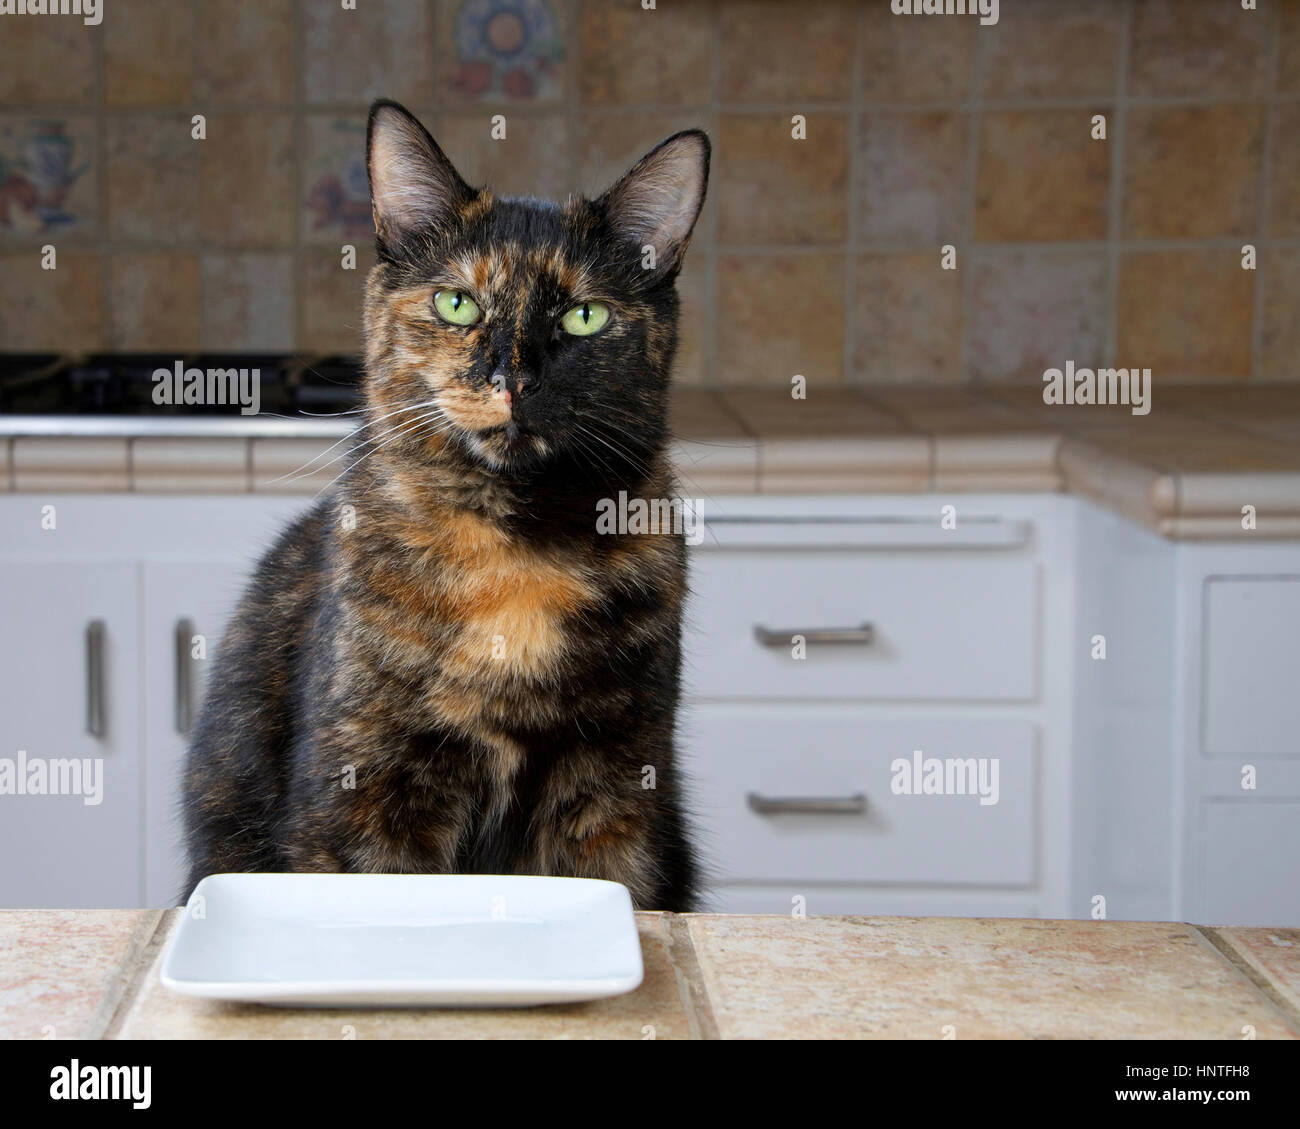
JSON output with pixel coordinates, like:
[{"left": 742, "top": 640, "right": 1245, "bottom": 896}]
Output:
[{"left": 161, "top": 873, "right": 644, "bottom": 1007}]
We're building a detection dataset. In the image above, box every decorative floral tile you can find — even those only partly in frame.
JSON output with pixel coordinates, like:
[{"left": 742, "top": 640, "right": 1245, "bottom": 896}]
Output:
[
  {"left": 0, "top": 117, "right": 97, "bottom": 241},
  {"left": 442, "top": 0, "right": 567, "bottom": 104},
  {"left": 301, "top": 116, "right": 374, "bottom": 247}
]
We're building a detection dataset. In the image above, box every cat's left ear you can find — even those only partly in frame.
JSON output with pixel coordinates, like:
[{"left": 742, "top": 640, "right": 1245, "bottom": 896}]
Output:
[{"left": 597, "top": 130, "right": 710, "bottom": 278}]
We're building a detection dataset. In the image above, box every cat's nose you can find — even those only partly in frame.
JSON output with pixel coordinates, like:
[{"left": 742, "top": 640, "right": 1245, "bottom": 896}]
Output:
[{"left": 490, "top": 364, "right": 533, "bottom": 403}]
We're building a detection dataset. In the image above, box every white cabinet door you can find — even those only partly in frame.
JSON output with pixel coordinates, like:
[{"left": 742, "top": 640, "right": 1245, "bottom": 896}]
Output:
[
  {"left": 1197, "top": 801, "right": 1300, "bottom": 926},
  {"left": 1202, "top": 576, "right": 1300, "bottom": 757},
  {"left": 0, "top": 562, "right": 143, "bottom": 907},
  {"left": 142, "top": 559, "right": 258, "bottom": 907}
]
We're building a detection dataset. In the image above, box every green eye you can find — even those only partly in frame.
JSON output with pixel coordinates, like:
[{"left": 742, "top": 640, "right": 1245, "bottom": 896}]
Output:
[
  {"left": 433, "top": 290, "right": 481, "bottom": 326},
  {"left": 560, "top": 301, "right": 610, "bottom": 337}
]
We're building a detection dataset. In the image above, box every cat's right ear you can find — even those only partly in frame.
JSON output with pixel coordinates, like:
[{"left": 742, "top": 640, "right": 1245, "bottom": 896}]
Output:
[{"left": 367, "top": 100, "right": 474, "bottom": 255}]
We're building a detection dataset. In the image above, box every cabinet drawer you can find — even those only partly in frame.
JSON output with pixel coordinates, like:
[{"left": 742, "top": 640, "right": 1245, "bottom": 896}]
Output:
[
  {"left": 682, "top": 708, "right": 1036, "bottom": 887},
  {"left": 685, "top": 548, "right": 1038, "bottom": 701}
]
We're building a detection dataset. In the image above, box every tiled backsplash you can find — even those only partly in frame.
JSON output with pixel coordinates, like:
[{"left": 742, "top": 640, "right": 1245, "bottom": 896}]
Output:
[{"left": 0, "top": 0, "right": 1296, "bottom": 385}]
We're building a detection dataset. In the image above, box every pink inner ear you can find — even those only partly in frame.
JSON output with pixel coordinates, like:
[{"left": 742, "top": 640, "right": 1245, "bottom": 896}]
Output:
[
  {"left": 603, "top": 134, "right": 709, "bottom": 267},
  {"left": 369, "top": 106, "right": 471, "bottom": 240}
]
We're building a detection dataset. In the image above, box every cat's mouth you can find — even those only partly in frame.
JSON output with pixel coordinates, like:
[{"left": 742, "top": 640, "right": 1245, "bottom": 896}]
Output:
[{"left": 465, "top": 421, "right": 551, "bottom": 469}]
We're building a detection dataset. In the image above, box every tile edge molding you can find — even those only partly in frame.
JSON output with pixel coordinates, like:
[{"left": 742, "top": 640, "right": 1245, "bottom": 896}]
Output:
[{"left": 1191, "top": 925, "right": 1300, "bottom": 1039}]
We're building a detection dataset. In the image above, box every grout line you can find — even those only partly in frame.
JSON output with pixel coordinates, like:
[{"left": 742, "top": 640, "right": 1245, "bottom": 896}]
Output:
[
  {"left": 1103, "top": 0, "right": 1133, "bottom": 369},
  {"left": 841, "top": 5, "right": 863, "bottom": 387},
  {"left": 956, "top": 18, "right": 983, "bottom": 385},
  {"left": 703, "top": 0, "right": 722, "bottom": 387},
  {"left": 83, "top": 909, "right": 167, "bottom": 1040},
  {"left": 1192, "top": 925, "right": 1300, "bottom": 1037},
  {"left": 1250, "top": 3, "right": 1283, "bottom": 383},
  {"left": 663, "top": 913, "right": 720, "bottom": 1041}
]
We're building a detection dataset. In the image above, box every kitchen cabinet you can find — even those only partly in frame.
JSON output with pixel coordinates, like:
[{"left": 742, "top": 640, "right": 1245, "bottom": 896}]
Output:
[
  {"left": 0, "top": 497, "right": 306, "bottom": 908},
  {"left": 1, "top": 492, "right": 1297, "bottom": 924},
  {"left": 0, "top": 560, "right": 143, "bottom": 907}
]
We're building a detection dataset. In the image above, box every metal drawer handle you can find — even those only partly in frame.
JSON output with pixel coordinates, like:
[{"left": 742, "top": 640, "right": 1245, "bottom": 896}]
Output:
[
  {"left": 747, "top": 793, "right": 867, "bottom": 816},
  {"left": 175, "top": 617, "right": 196, "bottom": 736},
  {"left": 85, "top": 619, "right": 106, "bottom": 739},
  {"left": 753, "top": 623, "right": 874, "bottom": 647}
]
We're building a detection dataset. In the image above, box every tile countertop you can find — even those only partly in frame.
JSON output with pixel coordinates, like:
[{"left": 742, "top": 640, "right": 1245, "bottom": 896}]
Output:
[
  {"left": 2, "top": 385, "right": 1299, "bottom": 539},
  {"left": 1, "top": 911, "right": 1298, "bottom": 1039}
]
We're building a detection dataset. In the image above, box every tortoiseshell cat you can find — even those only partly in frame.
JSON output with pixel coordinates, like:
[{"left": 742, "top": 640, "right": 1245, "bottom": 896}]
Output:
[{"left": 182, "top": 101, "right": 708, "bottom": 910}]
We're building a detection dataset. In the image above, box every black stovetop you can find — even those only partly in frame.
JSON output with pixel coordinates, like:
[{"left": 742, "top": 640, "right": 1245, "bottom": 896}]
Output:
[{"left": 0, "top": 354, "right": 364, "bottom": 417}]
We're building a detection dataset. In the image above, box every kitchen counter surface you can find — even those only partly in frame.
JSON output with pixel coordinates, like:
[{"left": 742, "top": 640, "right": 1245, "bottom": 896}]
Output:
[
  {"left": 2, "top": 910, "right": 1297, "bottom": 1040},
  {"left": 2, "top": 385, "right": 1298, "bottom": 539}
]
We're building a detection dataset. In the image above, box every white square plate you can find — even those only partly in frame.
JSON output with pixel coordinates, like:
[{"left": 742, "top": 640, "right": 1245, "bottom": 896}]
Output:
[{"left": 161, "top": 873, "right": 644, "bottom": 1007}]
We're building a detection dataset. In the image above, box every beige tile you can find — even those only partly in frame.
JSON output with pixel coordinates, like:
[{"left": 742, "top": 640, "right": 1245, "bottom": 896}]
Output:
[
  {"left": 717, "top": 114, "right": 848, "bottom": 245},
  {"left": 979, "top": 0, "right": 1123, "bottom": 99},
  {"left": 968, "top": 250, "right": 1108, "bottom": 383},
  {"left": 1215, "top": 927, "right": 1300, "bottom": 1020},
  {"left": 0, "top": 439, "right": 9, "bottom": 491},
  {"left": 0, "top": 910, "right": 160, "bottom": 1040},
  {"left": 1261, "top": 247, "right": 1300, "bottom": 383},
  {"left": 687, "top": 915, "right": 1297, "bottom": 1039},
  {"left": 437, "top": 113, "right": 571, "bottom": 201},
  {"left": 976, "top": 111, "right": 1109, "bottom": 243},
  {"left": 577, "top": 0, "right": 709, "bottom": 106},
  {"left": 0, "top": 116, "right": 99, "bottom": 242},
  {"left": 717, "top": 254, "right": 844, "bottom": 385},
  {"left": 857, "top": 112, "right": 969, "bottom": 245},
  {"left": 119, "top": 912, "right": 699, "bottom": 1039},
  {"left": 132, "top": 439, "right": 251, "bottom": 493},
  {"left": 673, "top": 252, "right": 709, "bottom": 385},
  {"left": 109, "top": 254, "right": 200, "bottom": 352},
  {"left": 0, "top": 253, "right": 103, "bottom": 352},
  {"left": 298, "top": 248, "right": 374, "bottom": 356},
  {"left": 668, "top": 397, "right": 762, "bottom": 493},
  {"left": 1129, "top": 0, "right": 1272, "bottom": 97},
  {"left": 12, "top": 438, "right": 131, "bottom": 492},
  {"left": 1281, "top": 1, "right": 1300, "bottom": 95},
  {"left": 1124, "top": 106, "right": 1263, "bottom": 240},
  {"left": 104, "top": 0, "right": 194, "bottom": 107},
  {"left": 1082, "top": 430, "right": 1300, "bottom": 475},
  {"left": 196, "top": 0, "right": 295, "bottom": 105},
  {"left": 722, "top": 386, "right": 904, "bottom": 436},
  {"left": 0, "top": 16, "right": 95, "bottom": 104},
  {"left": 301, "top": 114, "right": 374, "bottom": 247},
  {"left": 200, "top": 114, "right": 295, "bottom": 247},
  {"left": 854, "top": 253, "right": 963, "bottom": 384},
  {"left": 719, "top": 0, "right": 854, "bottom": 103},
  {"left": 1268, "top": 104, "right": 1300, "bottom": 237},
  {"left": 303, "top": 0, "right": 434, "bottom": 107},
  {"left": 200, "top": 254, "right": 294, "bottom": 353},
  {"left": 106, "top": 115, "right": 200, "bottom": 243},
  {"left": 1118, "top": 251, "right": 1253, "bottom": 383},
  {"left": 445, "top": 0, "right": 568, "bottom": 104},
  {"left": 867, "top": 386, "right": 1061, "bottom": 434},
  {"left": 859, "top": 6, "right": 974, "bottom": 103}
]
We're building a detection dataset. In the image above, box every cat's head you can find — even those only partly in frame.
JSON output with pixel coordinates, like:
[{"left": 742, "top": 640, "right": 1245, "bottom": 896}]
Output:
[{"left": 361, "top": 100, "right": 709, "bottom": 482}]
